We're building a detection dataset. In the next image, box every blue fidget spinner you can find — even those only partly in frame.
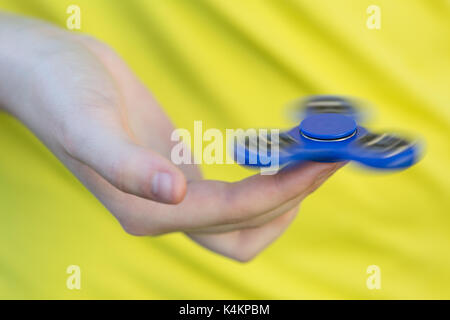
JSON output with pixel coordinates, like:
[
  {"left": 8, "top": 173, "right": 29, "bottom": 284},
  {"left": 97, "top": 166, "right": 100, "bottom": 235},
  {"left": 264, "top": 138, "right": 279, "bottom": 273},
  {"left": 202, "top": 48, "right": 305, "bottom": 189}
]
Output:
[{"left": 234, "top": 95, "right": 423, "bottom": 170}]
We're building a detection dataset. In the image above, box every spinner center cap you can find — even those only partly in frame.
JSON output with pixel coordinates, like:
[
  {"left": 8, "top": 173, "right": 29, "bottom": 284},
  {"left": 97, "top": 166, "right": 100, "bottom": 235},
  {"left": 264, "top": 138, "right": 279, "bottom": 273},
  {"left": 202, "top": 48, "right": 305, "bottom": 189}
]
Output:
[{"left": 300, "top": 113, "right": 357, "bottom": 140}]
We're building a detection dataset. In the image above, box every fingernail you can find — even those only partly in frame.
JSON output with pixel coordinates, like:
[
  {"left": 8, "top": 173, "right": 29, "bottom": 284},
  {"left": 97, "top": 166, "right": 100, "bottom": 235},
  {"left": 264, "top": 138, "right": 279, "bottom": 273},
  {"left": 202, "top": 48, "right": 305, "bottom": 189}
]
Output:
[{"left": 152, "top": 172, "right": 173, "bottom": 202}]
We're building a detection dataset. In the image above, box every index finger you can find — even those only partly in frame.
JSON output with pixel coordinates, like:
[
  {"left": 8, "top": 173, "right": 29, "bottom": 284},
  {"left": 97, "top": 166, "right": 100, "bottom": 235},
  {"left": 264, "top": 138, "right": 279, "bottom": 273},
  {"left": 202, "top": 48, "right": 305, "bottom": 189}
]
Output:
[{"left": 149, "top": 161, "right": 343, "bottom": 232}]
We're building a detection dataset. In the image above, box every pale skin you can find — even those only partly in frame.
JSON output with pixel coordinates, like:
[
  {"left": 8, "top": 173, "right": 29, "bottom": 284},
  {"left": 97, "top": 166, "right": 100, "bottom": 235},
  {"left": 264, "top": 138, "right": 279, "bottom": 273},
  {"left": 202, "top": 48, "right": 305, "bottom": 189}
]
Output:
[{"left": 0, "top": 12, "right": 345, "bottom": 262}]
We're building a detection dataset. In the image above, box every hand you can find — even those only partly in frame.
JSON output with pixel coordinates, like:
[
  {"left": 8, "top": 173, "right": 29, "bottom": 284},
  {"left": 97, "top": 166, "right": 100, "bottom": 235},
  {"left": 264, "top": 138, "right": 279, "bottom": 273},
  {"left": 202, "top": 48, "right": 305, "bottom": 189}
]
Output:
[{"left": 0, "top": 13, "right": 345, "bottom": 261}]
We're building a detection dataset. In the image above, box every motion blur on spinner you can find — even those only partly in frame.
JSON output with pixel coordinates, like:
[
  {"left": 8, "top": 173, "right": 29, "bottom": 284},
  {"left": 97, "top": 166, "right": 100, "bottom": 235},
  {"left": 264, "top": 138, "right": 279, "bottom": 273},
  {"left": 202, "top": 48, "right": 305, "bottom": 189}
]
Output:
[{"left": 233, "top": 95, "right": 424, "bottom": 170}]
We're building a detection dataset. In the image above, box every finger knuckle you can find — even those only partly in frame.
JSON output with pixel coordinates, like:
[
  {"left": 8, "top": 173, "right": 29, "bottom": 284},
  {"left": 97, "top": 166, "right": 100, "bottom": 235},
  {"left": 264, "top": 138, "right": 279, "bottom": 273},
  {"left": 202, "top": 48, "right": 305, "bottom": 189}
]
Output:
[
  {"left": 120, "top": 218, "right": 165, "bottom": 237},
  {"left": 58, "top": 119, "right": 87, "bottom": 159},
  {"left": 121, "top": 222, "right": 147, "bottom": 236},
  {"left": 145, "top": 225, "right": 168, "bottom": 237},
  {"left": 227, "top": 236, "right": 260, "bottom": 263},
  {"left": 109, "top": 157, "right": 129, "bottom": 193},
  {"left": 230, "top": 250, "right": 257, "bottom": 263},
  {"left": 222, "top": 186, "right": 254, "bottom": 224}
]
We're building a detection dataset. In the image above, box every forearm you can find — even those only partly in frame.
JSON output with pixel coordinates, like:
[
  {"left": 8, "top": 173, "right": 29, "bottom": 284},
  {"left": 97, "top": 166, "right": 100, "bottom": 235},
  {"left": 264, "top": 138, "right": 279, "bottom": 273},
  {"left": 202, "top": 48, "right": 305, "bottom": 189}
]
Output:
[
  {"left": 0, "top": 13, "right": 54, "bottom": 112},
  {"left": 0, "top": 12, "right": 91, "bottom": 117},
  {"left": 0, "top": 13, "right": 68, "bottom": 156}
]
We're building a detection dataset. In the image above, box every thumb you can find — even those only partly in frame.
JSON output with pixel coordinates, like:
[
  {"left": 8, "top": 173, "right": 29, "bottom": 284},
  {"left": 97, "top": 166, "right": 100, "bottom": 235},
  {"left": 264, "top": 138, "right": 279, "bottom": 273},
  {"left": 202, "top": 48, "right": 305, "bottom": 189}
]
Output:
[{"left": 62, "top": 121, "right": 187, "bottom": 204}]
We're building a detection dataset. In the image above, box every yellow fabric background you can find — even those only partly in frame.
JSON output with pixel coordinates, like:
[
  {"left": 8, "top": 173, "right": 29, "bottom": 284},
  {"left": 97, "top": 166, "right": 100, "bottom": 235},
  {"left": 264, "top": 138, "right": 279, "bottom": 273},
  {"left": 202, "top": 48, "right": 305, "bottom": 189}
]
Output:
[{"left": 0, "top": 0, "right": 449, "bottom": 299}]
